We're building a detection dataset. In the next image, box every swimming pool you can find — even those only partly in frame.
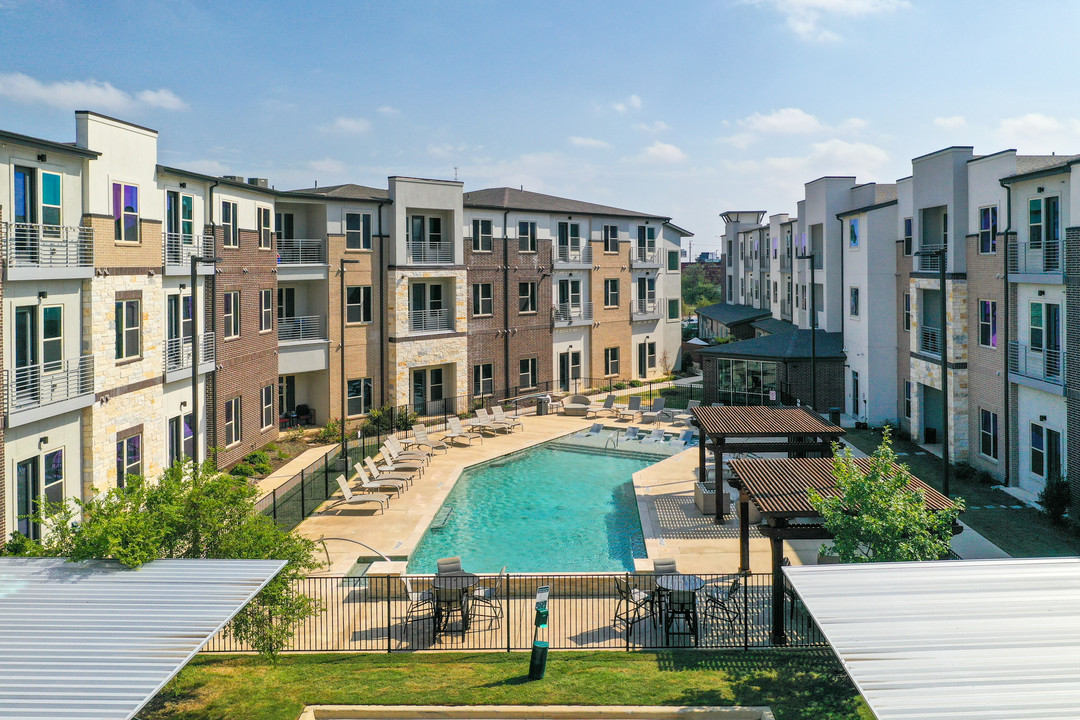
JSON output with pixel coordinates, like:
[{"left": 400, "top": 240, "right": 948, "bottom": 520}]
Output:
[{"left": 406, "top": 440, "right": 668, "bottom": 573}]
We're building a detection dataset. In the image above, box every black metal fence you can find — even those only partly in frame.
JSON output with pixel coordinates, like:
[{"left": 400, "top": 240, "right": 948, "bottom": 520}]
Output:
[{"left": 204, "top": 571, "right": 825, "bottom": 653}]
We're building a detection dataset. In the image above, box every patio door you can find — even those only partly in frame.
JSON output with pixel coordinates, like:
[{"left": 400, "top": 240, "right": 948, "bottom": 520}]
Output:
[
  {"left": 279, "top": 375, "right": 296, "bottom": 414},
  {"left": 637, "top": 277, "right": 656, "bottom": 307},
  {"left": 636, "top": 225, "right": 656, "bottom": 259},
  {"left": 168, "top": 413, "right": 194, "bottom": 466},
  {"left": 16, "top": 457, "right": 40, "bottom": 540},
  {"left": 1046, "top": 303, "right": 1061, "bottom": 379},
  {"left": 557, "top": 279, "right": 581, "bottom": 307},
  {"left": 14, "top": 305, "right": 39, "bottom": 408},
  {"left": 638, "top": 342, "right": 647, "bottom": 378},
  {"left": 558, "top": 350, "right": 581, "bottom": 392},
  {"left": 412, "top": 367, "right": 445, "bottom": 415},
  {"left": 557, "top": 221, "right": 580, "bottom": 260},
  {"left": 851, "top": 370, "right": 859, "bottom": 417}
]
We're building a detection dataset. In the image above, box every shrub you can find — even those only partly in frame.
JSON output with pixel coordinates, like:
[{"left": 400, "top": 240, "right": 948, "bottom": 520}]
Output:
[
  {"left": 313, "top": 418, "right": 341, "bottom": 444},
  {"left": 263, "top": 443, "right": 278, "bottom": 453},
  {"left": 1039, "top": 473, "right": 1071, "bottom": 525},
  {"left": 243, "top": 451, "right": 272, "bottom": 475},
  {"left": 629, "top": 379, "right": 643, "bottom": 388},
  {"left": 230, "top": 463, "right": 256, "bottom": 477},
  {"left": 275, "top": 449, "right": 289, "bottom": 462},
  {"left": 613, "top": 382, "right": 627, "bottom": 390},
  {"left": 360, "top": 405, "right": 419, "bottom": 438}
]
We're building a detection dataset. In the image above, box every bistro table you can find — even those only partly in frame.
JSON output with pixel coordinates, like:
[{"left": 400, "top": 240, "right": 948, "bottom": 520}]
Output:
[
  {"left": 654, "top": 574, "right": 705, "bottom": 646},
  {"left": 654, "top": 574, "right": 706, "bottom": 593},
  {"left": 432, "top": 572, "right": 479, "bottom": 636}
]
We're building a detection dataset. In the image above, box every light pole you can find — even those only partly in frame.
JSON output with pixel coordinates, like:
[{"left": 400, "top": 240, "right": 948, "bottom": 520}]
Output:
[
  {"left": 915, "top": 246, "right": 949, "bottom": 497},
  {"left": 340, "top": 258, "right": 361, "bottom": 446},
  {"left": 795, "top": 250, "right": 816, "bottom": 410},
  {"left": 190, "top": 254, "right": 221, "bottom": 472}
]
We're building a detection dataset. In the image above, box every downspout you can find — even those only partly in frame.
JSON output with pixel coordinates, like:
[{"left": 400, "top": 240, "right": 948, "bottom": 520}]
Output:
[
  {"left": 999, "top": 178, "right": 1012, "bottom": 488},
  {"left": 502, "top": 210, "right": 511, "bottom": 393},
  {"left": 207, "top": 179, "right": 219, "bottom": 466},
  {"left": 377, "top": 200, "right": 388, "bottom": 407}
]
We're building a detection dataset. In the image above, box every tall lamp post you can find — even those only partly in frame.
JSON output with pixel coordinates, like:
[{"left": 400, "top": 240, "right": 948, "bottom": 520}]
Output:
[
  {"left": 190, "top": 254, "right": 221, "bottom": 472},
  {"left": 795, "top": 250, "right": 817, "bottom": 410},
  {"left": 915, "top": 246, "right": 950, "bottom": 497},
  {"left": 340, "top": 258, "right": 361, "bottom": 446}
]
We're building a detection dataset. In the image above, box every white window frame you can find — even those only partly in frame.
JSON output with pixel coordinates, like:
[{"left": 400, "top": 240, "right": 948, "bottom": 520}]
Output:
[
  {"left": 980, "top": 408, "right": 998, "bottom": 460},
  {"left": 346, "top": 285, "right": 372, "bottom": 324},
  {"left": 603, "top": 278, "right": 619, "bottom": 307},
  {"left": 848, "top": 217, "right": 859, "bottom": 249},
  {"left": 472, "top": 218, "right": 493, "bottom": 252},
  {"left": 903, "top": 293, "right": 911, "bottom": 332},
  {"left": 519, "top": 357, "right": 538, "bottom": 390},
  {"left": 518, "top": 221, "right": 537, "bottom": 253},
  {"left": 115, "top": 299, "right": 141, "bottom": 360},
  {"left": 224, "top": 291, "right": 240, "bottom": 339},
  {"left": 222, "top": 201, "right": 239, "bottom": 248},
  {"left": 518, "top": 281, "right": 537, "bottom": 314},
  {"left": 978, "top": 205, "right": 997, "bottom": 254},
  {"left": 849, "top": 286, "right": 859, "bottom": 317},
  {"left": 604, "top": 347, "right": 620, "bottom": 376},
  {"left": 345, "top": 212, "right": 372, "bottom": 250},
  {"left": 979, "top": 299, "right": 997, "bottom": 348},
  {"left": 259, "top": 289, "right": 272, "bottom": 332},
  {"left": 257, "top": 205, "right": 272, "bottom": 249},
  {"left": 261, "top": 384, "right": 274, "bottom": 430},
  {"left": 112, "top": 181, "right": 140, "bottom": 243},
  {"left": 115, "top": 434, "right": 141, "bottom": 487},
  {"left": 473, "top": 363, "right": 494, "bottom": 397},
  {"left": 904, "top": 380, "right": 911, "bottom": 418},
  {"left": 224, "top": 396, "right": 241, "bottom": 447},
  {"left": 603, "top": 224, "right": 619, "bottom": 253},
  {"left": 903, "top": 217, "right": 913, "bottom": 256},
  {"left": 346, "top": 377, "right": 373, "bottom": 416},
  {"left": 472, "top": 282, "right": 493, "bottom": 316}
]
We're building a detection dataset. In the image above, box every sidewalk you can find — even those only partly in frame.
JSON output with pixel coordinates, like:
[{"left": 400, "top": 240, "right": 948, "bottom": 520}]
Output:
[{"left": 253, "top": 444, "right": 337, "bottom": 501}]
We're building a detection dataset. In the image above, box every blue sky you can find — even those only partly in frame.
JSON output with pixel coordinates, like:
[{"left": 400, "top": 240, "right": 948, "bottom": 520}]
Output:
[{"left": 3, "top": 0, "right": 1080, "bottom": 253}]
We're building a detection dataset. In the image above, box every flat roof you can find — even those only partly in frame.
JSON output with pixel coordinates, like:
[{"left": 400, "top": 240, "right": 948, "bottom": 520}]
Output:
[
  {"left": 0, "top": 557, "right": 285, "bottom": 719},
  {"left": 785, "top": 558, "right": 1080, "bottom": 720},
  {"left": 692, "top": 405, "right": 843, "bottom": 438}
]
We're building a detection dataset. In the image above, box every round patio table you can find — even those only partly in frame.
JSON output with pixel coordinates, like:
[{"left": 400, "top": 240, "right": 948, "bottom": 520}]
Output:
[
  {"left": 432, "top": 572, "right": 479, "bottom": 591},
  {"left": 432, "top": 572, "right": 479, "bottom": 635},
  {"left": 655, "top": 574, "right": 706, "bottom": 593}
]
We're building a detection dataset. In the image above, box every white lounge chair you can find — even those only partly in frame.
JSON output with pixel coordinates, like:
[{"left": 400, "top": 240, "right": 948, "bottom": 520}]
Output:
[
  {"left": 653, "top": 558, "right": 678, "bottom": 574},
  {"left": 378, "top": 445, "right": 424, "bottom": 477},
  {"left": 387, "top": 434, "right": 431, "bottom": 463},
  {"left": 623, "top": 426, "right": 642, "bottom": 442},
  {"left": 490, "top": 405, "right": 523, "bottom": 432},
  {"left": 445, "top": 416, "right": 483, "bottom": 445},
  {"left": 471, "top": 407, "right": 512, "bottom": 434},
  {"left": 364, "top": 456, "right": 416, "bottom": 487},
  {"left": 575, "top": 423, "right": 604, "bottom": 438},
  {"left": 352, "top": 463, "right": 407, "bottom": 497},
  {"left": 562, "top": 394, "right": 592, "bottom": 416},
  {"left": 641, "top": 398, "right": 666, "bottom": 425},
  {"left": 328, "top": 475, "right": 389, "bottom": 514},
  {"left": 618, "top": 396, "right": 642, "bottom": 421},
  {"left": 413, "top": 424, "right": 449, "bottom": 454},
  {"left": 640, "top": 427, "right": 666, "bottom": 444}
]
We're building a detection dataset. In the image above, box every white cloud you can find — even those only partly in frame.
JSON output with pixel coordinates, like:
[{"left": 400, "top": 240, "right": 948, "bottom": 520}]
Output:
[
  {"left": 717, "top": 132, "right": 757, "bottom": 149},
  {"left": 613, "top": 94, "right": 643, "bottom": 113},
  {"left": 377, "top": 106, "right": 399, "bottom": 115},
  {"left": 0, "top": 72, "right": 189, "bottom": 113},
  {"left": 307, "top": 158, "right": 346, "bottom": 174},
  {"left": 747, "top": 0, "right": 911, "bottom": 42},
  {"left": 741, "top": 107, "right": 825, "bottom": 134},
  {"left": 568, "top": 136, "right": 611, "bottom": 149},
  {"left": 993, "top": 113, "right": 1080, "bottom": 153},
  {"left": 640, "top": 141, "right": 688, "bottom": 163},
  {"left": 324, "top": 116, "right": 371, "bottom": 134},
  {"left": 934, "top": 115, "right": 967, "bottom": 130},
  {"left": 180, "top": 159, "right": 229, "bottom": 176},
  {"left": 427, "top": 142, "right": 482, "bottom": 159},
  {"left": 633, "top": 120, "right": 670, "bottom": 133}
]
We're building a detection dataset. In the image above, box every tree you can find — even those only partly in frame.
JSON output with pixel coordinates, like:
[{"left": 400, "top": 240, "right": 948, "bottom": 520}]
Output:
[
  {"left": 681, "top": 264, "right": 721, "bottom": 311},
  {"left": 3, "top": 462, "right": 322, "bottom": 657},
  {"left": 809, "top": 429, "right": 963, "bottom": 563}
]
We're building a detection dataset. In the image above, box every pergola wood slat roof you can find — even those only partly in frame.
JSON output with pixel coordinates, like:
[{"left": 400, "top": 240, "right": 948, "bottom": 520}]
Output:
[
  {"left": 693, "top": 406, "right": 844, "bottom": 438},
  {"left": 730, "top": 457, "right": 954, "bottom": 517}
]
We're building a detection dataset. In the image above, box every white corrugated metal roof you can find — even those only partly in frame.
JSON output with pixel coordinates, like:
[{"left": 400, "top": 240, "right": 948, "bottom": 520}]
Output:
[
  {"left": 785, "top": 558, "right": 1080, "bottom": 720},
  {"left": 0, "top": 557, "right": 285, "bottom": 720}
]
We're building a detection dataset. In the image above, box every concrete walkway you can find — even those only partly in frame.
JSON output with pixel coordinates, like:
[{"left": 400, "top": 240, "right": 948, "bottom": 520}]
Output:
[{"left": 254, "top": 444, "right": 337, "bottom": 501}]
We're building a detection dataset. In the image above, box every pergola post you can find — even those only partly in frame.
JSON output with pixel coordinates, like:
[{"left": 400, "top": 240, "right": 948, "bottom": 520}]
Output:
[
  {"left": 739, "top": 484, "right": 750, "bottom": 573},
  {"left": 713, "top": 437, "right": 724, "bottom": 525},
  {"left": 770, "top": 521, "right": 788, "bottom": 645}
]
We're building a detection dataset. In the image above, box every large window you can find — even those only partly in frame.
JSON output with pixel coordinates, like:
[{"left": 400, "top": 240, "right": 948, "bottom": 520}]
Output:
[
  {"left": 980, "top": 409, "right": 998, "bottom": 460},
  {"left": 116, "top": 433, "right": 141, "bottom": 488},
  {"left": 1030, "top": 302, "right": 1044, "bottom": 350},
  {"left": 979, "top": 300, "right": 997, "bottom": 348},
  {"left": 603, "top": 224, "right": 619, "bottom": 253},
  {"left": 668, "top": 298, "right": 680, "bottom": 320},
  {"left": 346, "top": 285, "right": 372, "bottom": 323},
  {"left": 472, "top": 283, "right": 493, "bottom": 316},
  {"left": 258, "top": 206, "right": 272, "bottom": 249},
  {"left": 979, "top": 206, "right": 997, "bottom": 253},
  {"left": 261, "top": 385, "right": 274, "bottom": 429},
  {"left": 518, "top": 221, "right": 537, "bottom": 253},
  {"left": 42, "top": 305, "right": 62, "bottom": 372},
  {"left": 472, "top": 218, "right": 493, "bottom": 252},
  {"left": 112, "top": 182, "right": 139, "bottom": 243},
  {"left": 518, "top": 282, "right": 537, "bottom": 313},
  {"left": 114, "top": 299, "right": 141, "bottom": 360},
  {"left": 519, "top": 357, "right": 538, "bottom": 390},
  {"left": 41, "top": 172, "right": 61, "bottom": 228},
  {"left": 345, "top": 212, "right": 372, "bottom": 250},
  {"left": 347, "top": 378, "right": 373, "bottom": 416},
  {"left": 604, "top": 347, "right": 620, "bottom": 376},
  {"left": 224, "top": 291, "right": 240, "bottom": 338},
  {"left": 848, "top": 217, "right": 859, "bottom": 248},
  {"left": 1029, "top": 196, "right": 1059, "bottom": 249},
  {"left": 713, "top": 358, "right": 780, "bottom": 406},
  {"left": 849, "top": 287, "right": 859, "bottom": 317},
  {"left": 903, "top": 293, "right": 911, "bottom": 331},
  {"left": 260, "top": 289, "right": 273, "bottom": 331},
  {"left": 222, "top": 201, "right": 238, "bottom": 247},
  {"left": 472, "top": 363, "right": 493, "bottom": 397},
  {"left": 904, "top": 380, "right": 911, "bottom": 418},
  {"left": 603, "top": 278, "right": 619, "bottom": 307},
  {"left": 1030, "top": 423, "right": 1061, "bottom": 478},
  {"left": 903, "top": 217, "right": 913, "bottom": 256},
  {"left": 668, "top": 250, "right": 680, "bottom": 271},
  {"left": 224, "top": 396, "right": 241, "bottom": 446}
]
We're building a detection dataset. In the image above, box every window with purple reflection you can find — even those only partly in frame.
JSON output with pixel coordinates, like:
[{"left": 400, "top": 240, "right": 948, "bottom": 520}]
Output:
[
  {"left": 979, "top": 299, "right": 997, "bottom": 348},
  {"left": 115, "top": 433, "right": 142, "bottom": 488},
  {"left": 43, "top": 449, "right": 63, "bottom": 504},
  {"left": 112, "top": 182, "right": 139, "bottom": 242}
]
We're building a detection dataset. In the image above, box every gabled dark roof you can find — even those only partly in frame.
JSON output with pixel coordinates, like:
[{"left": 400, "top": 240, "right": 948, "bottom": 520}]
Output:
[
  {"left": 698, "top": 329, "right": 844, "bottom": 361},
  {"left": 289, "top": 183, "right": 389, "bottom": 201},
  {"left": 696, "top": 303, "right": 771, "bottom": 326},
  {"left": 751, "top": 317, "right": 798, "bottom": 336},
  {"left": 463, "top": 187, "right": 667, "bottom": 220}
]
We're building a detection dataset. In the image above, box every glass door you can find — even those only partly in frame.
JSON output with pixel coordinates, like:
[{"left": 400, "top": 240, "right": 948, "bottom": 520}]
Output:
[
  {"left": 638, "top": 342, "right": 648, "bottom": 378},
  {"left": 558, "top": 352, "right": 570, "bottom": 392},
  {"left": 412, "top": 369, "right": 427, "bottom": 413},
  {"left": 637, "top": 226, "right": 656, "bottom": 260},
  {"left": 16, "top": 457, "right": 40, "bottom": 540},
  {"left": 851, "top": 370, "right": 860, "bottom": 417},
  {"left": 14, "top": 306, "right": 38, "bottom": 408},
  {"left": 1046, "top": 303, "right": 1061, "bottom": 379}
]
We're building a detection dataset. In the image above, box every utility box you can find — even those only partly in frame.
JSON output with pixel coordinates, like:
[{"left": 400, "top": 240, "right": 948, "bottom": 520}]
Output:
[{"left": 536, "top": 396, "right": 550, "bottom": 416}]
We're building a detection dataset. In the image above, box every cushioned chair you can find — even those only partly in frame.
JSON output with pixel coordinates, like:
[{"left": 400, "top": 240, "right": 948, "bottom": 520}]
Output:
[{"left": 562, "top": 394, "right": 592, "bottom": 416}]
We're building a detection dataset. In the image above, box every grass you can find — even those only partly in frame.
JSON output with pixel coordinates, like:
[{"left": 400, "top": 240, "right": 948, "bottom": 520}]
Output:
[
  {"left": 843, "top": 428, "right": 1080, "bottom": 557},
  {"left": 144, "top": 651, "right": 870, "bottom": 720}
]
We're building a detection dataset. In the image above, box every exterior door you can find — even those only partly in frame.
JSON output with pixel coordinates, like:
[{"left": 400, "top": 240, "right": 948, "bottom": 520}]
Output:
[
  {"left": 277, "top": 287, "right": 295, "bottom": 320},
  {"left": 278, "top": 375, "right": 296, "bottom": 414},
  {"left": 14, "top": 306, "right": 38, "bottom": 408},
  {"left": 557, "top": 351, "right": 580, "bottom": 392},
  {"left": 168, "top": 413, "right": 194, "bottom": 467},
  {"left": 557, "top": 222, "right": 580, "bottom": 259},
  {"left": 1046, "top": 303, "right": 1061, "bottom": 378},
  {"left": 638, "top": 342, "right": 648, "bottom": 378},
  {"left": 412, "top": 369, "right": 427, "bottom": 413},
  {"left": 275, "top": 212, "right": 295, "bottom": 240},
  {"left": 16, "top": 457, "right": 40, "bottom": 540},
  {"left": 851, "top": 370, "right": 860, "bottom": 417},
  {"left": 637, "top": 226, "right": 656, "bottom": 259}
]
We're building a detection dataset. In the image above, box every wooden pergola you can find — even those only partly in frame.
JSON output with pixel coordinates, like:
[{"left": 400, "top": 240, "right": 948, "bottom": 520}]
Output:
[{"left": 728, "top": 456, "right": 959, "bottom": 645}]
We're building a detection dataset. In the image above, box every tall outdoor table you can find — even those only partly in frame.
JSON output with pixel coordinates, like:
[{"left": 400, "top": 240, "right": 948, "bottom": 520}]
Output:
[
  {"left": 654, "top": 574, "right": 705, "bottom": 645},
  {"left": 432, "top": 572, "right": 479, "bottom": 638}
]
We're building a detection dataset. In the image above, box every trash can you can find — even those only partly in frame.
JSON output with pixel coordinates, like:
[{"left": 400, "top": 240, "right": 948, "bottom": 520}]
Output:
[
  {"left": 828, "top": 407, "right": 842, "bottom": 426},
  {"left": 536, "top": 395, "right": 550, "bottom": 416}
]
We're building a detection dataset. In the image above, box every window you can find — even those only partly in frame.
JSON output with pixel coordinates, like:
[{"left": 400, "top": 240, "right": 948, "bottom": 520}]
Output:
[
  {"left": 279, "top": 374, "right": 296, "bottom": 414},
  {"left": 224, "top": 291, "right": 240, "bottom": 338},
  {"left": 519, "top": 357, "right": 538, "bottom": 390},
  {"left": 1031, "top": 423, "right": 1045, "bottom": 476},
  {"left": 904, "top": 380, "right": 911, "bottom": 418},
  {"left": 603, "top": 278, "right": 619, "bottom": 307},
  {"left": 224, "top": 397, "right": 241, "bottom": 446},
  {"left": 979, "top": 300, "right": 997, "bottom": 348},
  {"left": 40, "top": 171, "right": 62, "bottom": 228},
  {"left": 943, "top": 211, "right": 948, "bottom": 244},
  {"left": 518, "top": 221, "right": 537, "bottom": 252},
  {"left": 1030, "top": 302, "right": 1043, "bottom": 351},
  {"left": 261, "top": 385, "right": 274, "bottom": 429},
  {"left": 801, "top": 285, "right": 806, "bottom": 309},
  {"left": 346, "top": 285, "right": 372, "bottom": 323},
  {"left": 668, "top": 298, "right": 680, "bottom": 320},
  {"left": 115, "top": 433, "right": 141, "bottom": 488},
  {"left": 221, "top": 201, "right": 238, "bottom": 247},
  {"left": 1028, "top": 196, "right": 1059, "bottom": 250},
  {"left": 42, "top": 306, "right": 62, "bottom": 372},
  {"left": 472, "top": 283, "right": 493, "bottom": 316},
  {"left": 427, "top": 217, "right": 442, "bottom": 244},
  {"left": 472, "top": 363, "right": 493, "bottom": 396},
  {"left": 849, "top": 287, "right": 859, "bottom": 317},
  {"left": 347, "top": 378, "right": 373, "bottom": 416},
  {"left": 903, "top": 217, "right": 912, "bottom": 256},
  {"left": 773, "top": 281, "right": 778, "bottom": 301},
  {"left": 259, "top": 289, "right": 272, "bottom": 331},
  {"left": 979, "top": 206, "right": 997, "bottom": 253},
  {"left": 603, "top": 224, "right": 619, "bottom": 253},
  {"left": 848, "top": 217, "right": 859, "bottom": 248},
  {"left": 112, "top": 182, "right": 139, "bottom": 242},
  {"left": 668, "top": 250, "right": 680, "bottom": 271},
  {"left": 646, "top": 341, "right": 657, "bottom": 369},
  {"left": 43, "top": 448, "right": 63, "bottom": 505},
  {"left": 114, "top": 299, "right": 141, "bottom": 360},
  {"left": 903, "top": 293, "right": 911, "bottom": 331},
  {"left": 604, "top": 347, "right": 620, "bottom": 376},
  {"left": 472, "top": 218, "right": 493, "bottom": 252},
  {"left": 258, "top": 206, "right": 272, "bottom": 249},
  {"left": 518, "top": 282, "right": 537, "bottom": 313},
  {"left": 980, "top": 409, "right": 999, "bottom": 460},
  {"left": 345, "top": 212, "right": 372, "bottom": 250}
]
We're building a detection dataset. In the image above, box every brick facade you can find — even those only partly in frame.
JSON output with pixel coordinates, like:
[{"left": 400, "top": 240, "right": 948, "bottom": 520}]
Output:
[
  {"left": 1065, "top": 226, "right": 1080, "bottom": 511},
  {"left": 701, "top": 354, "right": 844, "bottom": 409},
  {"left": 965, "top": 232, "right": 1007, "bottom": 481}
]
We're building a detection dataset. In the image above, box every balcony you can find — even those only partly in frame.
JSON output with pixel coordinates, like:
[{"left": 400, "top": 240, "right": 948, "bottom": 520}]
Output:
[
  {"left": 554, "top": 245, "right": 593, "bottom": 268},
  {"left": 1009, "top": 341, "right": 1064, "bottom": 388},
  {"left": 919, "top": 326, "right": 942, "bottom": 357},
  {"left": 406, "top": 242, "right": 454, "bottom": 264},
  {"left": 163, "top": 232, "right": 215, "bottom": 274},
  {"left": 630, "top": 246, "right": 660, "bottom": 268},
  {"left": 164, "top": 333, "right": 215, "bottom": 374},
  {"left": 1008, "top": 240, "right": 1062, "bottom": 280},
  {"left": 277, "top": 238, "right": 326, "bottom": 265},
  {"left": 554, "top": 302, "right": 593, "bottom": 325},
  {"left": 278, "top": 315, "right": 328, "bottom": 343},
  {"left": 917, "top": 245, "right": 946, "bottom": 272},
  {"left": 632, "top": 298, "right": 662, "bottom": 320},
  {"left": 4, "top": 356, "right": 94, "bottom": 426},
  {"left": 409, "top": 308, "right": 453, "bottom": 333},
  {"left": 3, "top": 222, "right": 93, "bottom": 280},
  {"left": 779, "top": 253, "right": 792, "bottom": 272}
]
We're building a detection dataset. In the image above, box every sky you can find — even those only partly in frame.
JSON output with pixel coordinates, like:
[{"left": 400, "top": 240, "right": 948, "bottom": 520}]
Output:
[{"left": 3, "top": 0, "right": 1080, "bottom": 254}]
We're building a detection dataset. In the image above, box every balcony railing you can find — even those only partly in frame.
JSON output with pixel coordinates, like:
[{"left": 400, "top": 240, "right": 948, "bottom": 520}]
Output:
[
  {"left": 632, "top": 298, "right": 661, "bottom": 319},
  {"left": 409, "top": 308, "right": 453, "bottom": 332},
  {"left": 278, "top": 315, "right": 327, "bottom": 342},
  {"left": 1009, "top": 341, "right": 1064, "bottom": 385},
  {"left": 3, "top": 222, "right": 93, "bottom": 269},
  {"left": 164, "top": 232, "right": 214, "bottom": 267},
  {"left": 918, "top": 244, "right": 946, "bottom": 272},
  {"left": 554, "top": 245, "right": 593, "bottom": 265},
  {"left": 1008, "top": 240, "right": 1061, "bottom": 275},
  {"left": 630, "top": 246, "right": 660, "bottom": 266},
  {"left": 5, "top": 356, "right": 94, "bottom": 414},
  {"left": 920, "top": 325, "right": 942, "bottom": 357},
  {"left": 406, "top": 242, "right": 453, "bottom": 264},
  {"left": 277, "top": 238, "right": 326, "bottom": 264},
  {"left": 554, "top": 302, "right": 593, "bottom": 323},
  {"left": 164, "top": 333, "right": 215, "bottom": 373},
  {"left": 780, "top": 254, "right": 792, "bottom": 272}
]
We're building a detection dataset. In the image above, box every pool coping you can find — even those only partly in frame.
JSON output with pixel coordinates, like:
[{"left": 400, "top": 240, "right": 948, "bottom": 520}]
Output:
[{"left": 298, "top": 705, "right": 776, "bottom": 720}]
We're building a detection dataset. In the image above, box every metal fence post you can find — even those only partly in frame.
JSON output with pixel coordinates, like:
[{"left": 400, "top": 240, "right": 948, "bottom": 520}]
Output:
[
  {"left": 386, "top": 575, "right": 393, "bottom": 653},
  {"left": 300, "top": 468, "right": 306, "bottom": 518},
  {"left": 743, "top": 573, "right": 750, "bottom": 650},
  {"left": 272, "top": 486, "right": 278, "bottom": 522}
]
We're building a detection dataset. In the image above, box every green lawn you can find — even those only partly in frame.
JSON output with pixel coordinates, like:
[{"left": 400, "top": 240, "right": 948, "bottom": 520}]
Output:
[
  {"left": 145, "top": 651, "right": 870, "bottom": 720},
  {"left": 843, "top": 428, "right": 1080, "bottom": 557}
]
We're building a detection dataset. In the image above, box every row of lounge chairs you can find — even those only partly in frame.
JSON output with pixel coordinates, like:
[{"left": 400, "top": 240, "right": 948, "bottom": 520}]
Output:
[
  {"left": 574, "top": 396, "right": 702, "bottom": 426},
  {"left": 574, "top": 424, "right": 697, "bottom": 448}
]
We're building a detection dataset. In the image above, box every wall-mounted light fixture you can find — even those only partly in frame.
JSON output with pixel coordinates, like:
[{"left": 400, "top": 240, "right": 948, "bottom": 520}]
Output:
[
  {"left": 179, "top": 182, "right": 187, "bottom": 188},
  {"left": 38, "top": 291, "right": 48, "bottom": 300},
  {"left": 37, "top": 153, "right": 46, "bottom": 163},
  {"left": 38, "top": 436, "right": 48, "bottom": 448}
]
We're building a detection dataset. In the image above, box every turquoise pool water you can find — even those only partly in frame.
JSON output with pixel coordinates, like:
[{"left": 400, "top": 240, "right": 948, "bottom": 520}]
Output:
[{"left": 407, "top": 442, "right": 663, "bottom": 573}]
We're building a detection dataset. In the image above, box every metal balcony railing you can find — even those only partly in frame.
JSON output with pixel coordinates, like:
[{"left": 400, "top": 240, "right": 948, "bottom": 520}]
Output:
[
  {"left": 1009, "top": 341, "right": 1064, "bottom": 385},
  {"left": 164, "top": 333, "right": 215, "bottom": 373},
  {"left": 920, "top": 325, "right": 942, "bottom": 357},
  {"left": 630, "top": 246, "right": 660, "bottom": 265},
  {"left": 1008, "top": 240, "right": 1061, "bottom": 274},
  {"left": 918, "top": 244, "right": 946, "bottom": 272},
  {"left": 632, "top": 298, "right": 661, "bottom": 318},
  {"left": 780, "top": 254, "right": 792, "bottom": 271},
  {"left": 4, "top": 222, "right": 93, "bottom": 269},
  {"left": 278, "top": 315, "right": 327, "bottom": 342},
  {"left": 277, "top": 238, "right": 326, "bottom": 264},
  {"left": 5, "top": 356, "right": 94, "bottom": 414},
  {"left": 554, "top": 245, "right": 593, "bottom": 265},
  {"left": 406, "top": 242, "right": 454, "bottom": 264},
  {"left": 164, "top": 232, "right": 214, "bottom": 267},
  {"left": 554, "top": 302, "right": 593, "bottom": 323},
  {"left": 409, "top": 308, "right": 452, "bottom": 332}
]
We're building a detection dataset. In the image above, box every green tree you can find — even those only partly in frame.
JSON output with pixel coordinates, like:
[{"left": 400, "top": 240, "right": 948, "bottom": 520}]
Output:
[
  {"left": 681, "top": 264, "right": 721, "bottom": 311},
  {"left": 3, "top": 462, "right": 321, "bottom": 658},
  {"left": 809, "top": 429, "right": 964, "bottom": 562}
]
